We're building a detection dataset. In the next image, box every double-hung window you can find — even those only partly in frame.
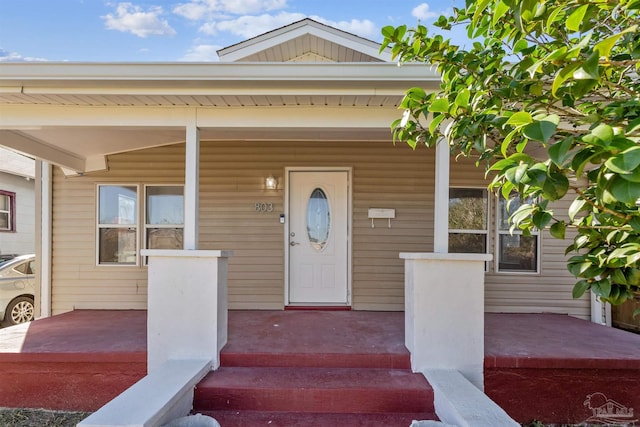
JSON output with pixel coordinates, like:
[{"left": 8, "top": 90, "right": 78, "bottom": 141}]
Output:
[
  {"left": 497, "top": 194, "right": 539, "bottom": 273},
  {"left": 0, "top": 190, "right": 16, "bottom": 232},
  {"left": 448, "top": 188, "right": 488, "bottom": 254},
  {"left": 144, "top": 185, "right": 184, "bottom": 257},
  {"left": 97, "top": 184, "right": 185, "bottom": 266},
  {"left": 97, "top": 185, "right": 138, "bottom": 265}
]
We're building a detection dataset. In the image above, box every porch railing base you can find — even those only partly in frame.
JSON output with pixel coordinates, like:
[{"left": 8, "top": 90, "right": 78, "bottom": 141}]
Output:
[
  {"left": 143, "top": 249, "right": 232, "bottom": 373},
  {"left": 401, "top": 252, "right": 492, "bottom": 390}
]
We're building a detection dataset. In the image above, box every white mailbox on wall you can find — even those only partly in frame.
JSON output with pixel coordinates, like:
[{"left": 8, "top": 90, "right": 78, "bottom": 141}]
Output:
[{"left": 368, "top": 208, "right": 395, "bottom": 228}]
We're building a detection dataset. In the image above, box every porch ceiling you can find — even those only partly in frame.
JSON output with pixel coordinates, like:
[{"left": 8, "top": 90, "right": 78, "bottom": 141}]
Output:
[
  {"left": 0, "top": 93, "right": 401, "bottom": 108},
  {"left": 7, "top": 126, "right": 393, "bottom": 151},
  {"left": 0, "top": 125, "right": 395, "bottom": 174},
  {"left": 0, "top": 62, "right": 436, "bottom": 173}
]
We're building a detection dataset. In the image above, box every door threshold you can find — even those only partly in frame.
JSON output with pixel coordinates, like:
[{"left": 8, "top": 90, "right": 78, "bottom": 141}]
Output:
[{"left": 285, "top": 305, "right": 352, "bottom": 311}]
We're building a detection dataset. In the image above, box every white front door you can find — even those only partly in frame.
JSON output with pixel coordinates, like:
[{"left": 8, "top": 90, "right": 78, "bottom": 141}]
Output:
[{"left": 287, "top": 169, "right": 349, "bottom": 305}]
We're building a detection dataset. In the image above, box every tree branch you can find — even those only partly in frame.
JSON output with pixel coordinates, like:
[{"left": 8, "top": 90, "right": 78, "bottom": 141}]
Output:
[{"left": 572, "top": 187, "right": 633, "bottom": 221}]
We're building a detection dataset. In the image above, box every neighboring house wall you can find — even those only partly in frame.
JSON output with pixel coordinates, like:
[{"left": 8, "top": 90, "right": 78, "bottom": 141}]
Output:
[
  {"left": 49, "top": 141, "right": 589, "bottom": 319},
  {"left": 0, "top": 171, "right": 35, "bottom": 255}
]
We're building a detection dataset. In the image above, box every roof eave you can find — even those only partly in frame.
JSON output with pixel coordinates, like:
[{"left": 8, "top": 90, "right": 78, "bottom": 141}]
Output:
[{"left": 0, "top": 62, "right": 440, "bottom": 95}]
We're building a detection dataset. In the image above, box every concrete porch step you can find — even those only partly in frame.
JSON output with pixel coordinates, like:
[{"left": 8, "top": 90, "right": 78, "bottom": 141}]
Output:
[
  {"left": 197, "top": 410, "right": 438, "bottom": 426},
  {"left": 194, "top": 366, "right": 434, "bottom": 414},
  {"left": 220, "top": 350, "right": 410, "bottom": 369},
  {"left": 193, "top": 311, "right": 437, "bottom": 426}
]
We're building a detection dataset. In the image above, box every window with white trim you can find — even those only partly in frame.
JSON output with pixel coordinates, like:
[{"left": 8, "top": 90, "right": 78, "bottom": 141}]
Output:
[
  {"left": 97, "top": 185, "right": 138, "bottom": 265},
  {"left": 448, "top": 188, "right": 488, "bottom": 254},
  {"left": 497, "top": 194, "right": 539, "bottom": 273},
  {"left": 144, "top": 185, "right": 184, "bottom": 257},
  {"left": 0, "top": 190, "right": 15, "bottom": 232}
]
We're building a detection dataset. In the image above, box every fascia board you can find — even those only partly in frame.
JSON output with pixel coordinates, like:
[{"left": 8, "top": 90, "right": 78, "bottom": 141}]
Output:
[
  {"left": 0, "top": 62, "right": 438, "bottom": 87},
  {"left": 11, "top": 86, "right": 425, "bottom": 96}
]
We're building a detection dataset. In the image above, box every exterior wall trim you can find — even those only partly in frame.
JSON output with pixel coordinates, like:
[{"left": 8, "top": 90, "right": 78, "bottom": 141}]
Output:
[{"left": 35, "top": 161, "right": 52, "bottom": 318}]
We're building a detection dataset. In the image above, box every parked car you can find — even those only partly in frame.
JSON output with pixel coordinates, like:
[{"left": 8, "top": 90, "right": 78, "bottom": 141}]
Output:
[
  {"left": 0, "top": 254, "right": 35, "bottom": 326},
  {"left": 0, "top": 254, "right": 19, "bottom": 265}
]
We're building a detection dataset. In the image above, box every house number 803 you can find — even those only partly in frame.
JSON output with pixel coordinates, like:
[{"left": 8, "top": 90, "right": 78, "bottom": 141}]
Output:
[{"left": 255, "top": 202, "right": 274, "bottom": 213}]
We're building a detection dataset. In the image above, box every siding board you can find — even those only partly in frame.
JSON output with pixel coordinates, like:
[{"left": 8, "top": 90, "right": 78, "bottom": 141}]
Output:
[
  {"left": 50, "top": 141, "right": 588, "bottom": 318},
  {"left": 197, "top": 141, "right": 434, "bottom": 311},
  {"left": 50, "top": 145, "right": 185, "bottom": 314},
  {"left": 450, "top": 157, "right": 589, "bottom": 319},
  {"left": 51, "top": 140, "right": 435, "bottom": 313}
]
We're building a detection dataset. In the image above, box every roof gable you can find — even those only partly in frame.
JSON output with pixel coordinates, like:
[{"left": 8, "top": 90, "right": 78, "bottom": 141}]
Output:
[{"left": 217, "top": 18, "right": 390, "bottom": 63}]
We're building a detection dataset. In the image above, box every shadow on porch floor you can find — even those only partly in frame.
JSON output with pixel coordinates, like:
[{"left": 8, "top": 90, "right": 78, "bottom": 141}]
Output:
[{"left": 0, "top": 309, "right": 638, "bottom": 424}]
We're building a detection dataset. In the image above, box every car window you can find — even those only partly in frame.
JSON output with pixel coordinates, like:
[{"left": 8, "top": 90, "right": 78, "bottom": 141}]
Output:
[
  {"left": 13, "top": 262, "right": 28, "bottom": 275},
  {"left": 0, "top": 260, "right": 34, "bottom": 278}
]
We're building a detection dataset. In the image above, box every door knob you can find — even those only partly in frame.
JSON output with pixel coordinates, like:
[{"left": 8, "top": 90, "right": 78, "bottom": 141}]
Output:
[{"left": 290, "top": 241, "right": 300, "bottom": 246}]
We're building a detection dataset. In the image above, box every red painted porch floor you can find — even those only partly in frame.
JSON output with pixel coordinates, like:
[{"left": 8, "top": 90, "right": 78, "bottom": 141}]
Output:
[
  {"left": 0, "top": 310, "right": 638, "bottom": 424},
  {"left": 484, "top": 313, "right": 640, "bottom": 424},
  {"left": 0, "top": 310, "right": 147, "bottom": 411}
]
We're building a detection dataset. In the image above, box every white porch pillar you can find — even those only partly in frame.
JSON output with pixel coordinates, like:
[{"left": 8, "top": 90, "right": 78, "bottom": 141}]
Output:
[
  {"left": 35, "top": 160, "right": 52, "bottom": 318},
  {"left": 433, "top": 139, "right": 450, "bottom": 253},
  {"left": 143, "top": 249, "right": 232, "bottom": 373},
  {"left": 184, "top": 124, "right": 200, "bottom": 250},
  {"left": 400, "top": 252, "right": 492, "bottom": 390},
  {"left": 591, "top": 291, "right": 612, "bottom": 326}
]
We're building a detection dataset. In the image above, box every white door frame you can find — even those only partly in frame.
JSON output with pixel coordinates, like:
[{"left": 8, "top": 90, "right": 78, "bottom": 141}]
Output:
[{"left": 284, "top": 166, "right": 352, "bottom": 306}]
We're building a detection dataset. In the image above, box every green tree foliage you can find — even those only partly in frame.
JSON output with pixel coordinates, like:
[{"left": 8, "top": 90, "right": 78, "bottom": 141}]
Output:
[{"left": 382, "top": 0, "right": 640, "bottom": 310}]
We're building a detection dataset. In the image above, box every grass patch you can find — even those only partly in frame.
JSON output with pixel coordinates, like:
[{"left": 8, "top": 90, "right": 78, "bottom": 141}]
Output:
[{"left": 0, "top": 408, "right": 91, "bottom": 427}]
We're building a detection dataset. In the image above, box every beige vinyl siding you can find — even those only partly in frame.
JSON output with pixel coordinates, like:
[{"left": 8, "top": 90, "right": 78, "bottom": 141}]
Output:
[
  {"left": 352, "top": 158, "right": 434, "bottom": 310},
  {"left": 198, "top": 140, "right": 434, "bottom": 311},
  {"left": 51, "top": 141, "right": 589, "bottom": 317},
  {"left": 50, "top": 145, "right": 185, "bottom": 314},
  {"left": 450, "top": 157, "right": 590, "bottom": 319},
  {"left": 51, "top": 140, "right": 434, "bottom": 313}
]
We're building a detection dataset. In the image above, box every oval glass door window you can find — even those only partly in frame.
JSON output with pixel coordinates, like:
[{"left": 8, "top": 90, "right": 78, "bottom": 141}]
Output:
[{"left": 307, "top": 188, "right": 331, "bottom": 251}]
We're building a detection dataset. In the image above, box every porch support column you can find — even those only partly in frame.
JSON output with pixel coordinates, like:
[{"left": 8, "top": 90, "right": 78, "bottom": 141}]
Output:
[
  {"left": 400, "top": 252, "right": 492, "bottom": 390},
  {"left": 143, "top": 249, "right": 232, "bottom": 373},
  {"left": 433, "top": 138, "right": 450, "bottom": 253},
  {"left": 184, "top": 123, "right": 200, "bottom": 250},
  {"left": 590, "top": 291, "right": 612, "bottom": 326},
  {"left": 35, "top": 160, "right": 52, "bottom": 318}
]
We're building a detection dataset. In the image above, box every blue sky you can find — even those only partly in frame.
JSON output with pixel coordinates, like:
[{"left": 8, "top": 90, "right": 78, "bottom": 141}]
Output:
[{"left": 0, "top": 0, "right": 461, "bottom": 62}]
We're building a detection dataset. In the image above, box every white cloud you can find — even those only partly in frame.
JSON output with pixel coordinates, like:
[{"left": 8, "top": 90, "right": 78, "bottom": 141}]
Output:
[
  {"left": 103, "top": 3, "right": 176, "bottom": 38},
  {"left": 198, "top": 22, "right": 219, "bottom": 35},
  {"left": 200, "top": 12, "right": 377, "bottom": 39},
  {"left": 201, "top": 11, "right": 305, "bottom": 37},
  {"left": 173, "top": 2, "right": 211, "bottom": 20},
  {"left": 179, "top": 44, "right": 222, "bottom": 61},
  {"left": 221, "top": 0, "right": 287, "bottom": 14},
  {"left": 0, "top": 48, "right": 47, "bottom": 62},
  {"left": 412, "top": 3, "right": 439, "bottom": 20},
  {"left": 174, "top": 0, "right": 287, "bottom": 21},
  {"left": 322, "top": 18, "right": 377, "bottom": 39}
]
